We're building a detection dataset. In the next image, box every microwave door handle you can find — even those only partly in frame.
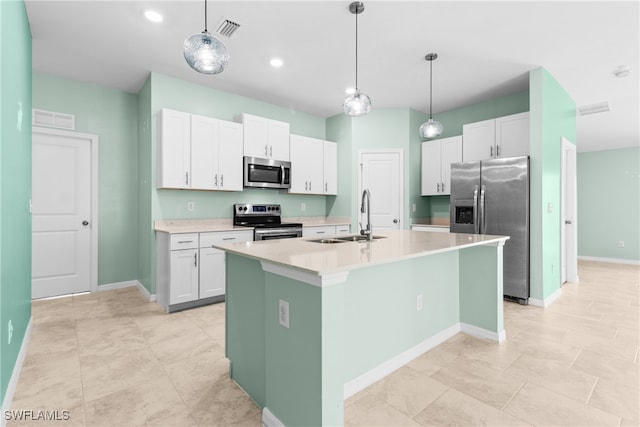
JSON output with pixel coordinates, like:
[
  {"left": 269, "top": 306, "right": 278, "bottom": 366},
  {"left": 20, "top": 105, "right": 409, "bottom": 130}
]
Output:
[
  {"left": 479, "top": 185, "right": 486, "bottom": 234},
  {"left": 280, "top": 165, "right": 285, "bottom": 185},
  {"left": 473, "top": 185, "right": 479, "bottom": 234}
]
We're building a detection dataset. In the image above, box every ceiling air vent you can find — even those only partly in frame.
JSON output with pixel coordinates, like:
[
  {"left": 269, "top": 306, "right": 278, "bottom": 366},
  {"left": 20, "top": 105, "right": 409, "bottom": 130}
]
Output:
[
  {"left": 215, "top": 18, "right": 241, "bottom": 38},
  {"left": 578, "top": 102, "right": 610, "bottom": 116}
]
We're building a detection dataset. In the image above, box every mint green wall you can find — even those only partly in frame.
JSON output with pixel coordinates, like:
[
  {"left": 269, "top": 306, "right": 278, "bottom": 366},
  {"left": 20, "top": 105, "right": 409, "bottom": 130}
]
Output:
[
  {"left": 529, "top": 68, "right": 576, "bottom": 300},
  {"left": 137, "top": 77, "right": 153, "bottom": 292},
  {"left": 410, "top": 109, "right": 430, "bottom": 218},
  {"left": 577, "top": 147, "right": 639, "bottom": 261},
  {"left": 32, "top": 73, "right": 139, "bottom": 286},
  {"left": 326, "top": 114, "right": 352, "bottom": 218},
  {"left": 420, "top": 91, "right": 530, "bottom": 219},
  {"left": 1, "top": 0, "right": 32, "bottom": 405}
]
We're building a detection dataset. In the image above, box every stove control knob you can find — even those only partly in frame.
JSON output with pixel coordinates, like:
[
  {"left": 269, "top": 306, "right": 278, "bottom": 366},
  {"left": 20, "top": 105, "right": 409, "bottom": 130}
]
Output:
[
  {"left": 275, "top": 206, "right": 280, "bottom": 211},
  {"left": 243, "top": 206, "right": 248, "bottom": 211}
]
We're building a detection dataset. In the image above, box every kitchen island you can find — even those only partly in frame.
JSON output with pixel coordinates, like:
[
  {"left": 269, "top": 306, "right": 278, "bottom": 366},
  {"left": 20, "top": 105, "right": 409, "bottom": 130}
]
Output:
[{"left": 215, "top": 230, "right": 509, "bottom": 427}]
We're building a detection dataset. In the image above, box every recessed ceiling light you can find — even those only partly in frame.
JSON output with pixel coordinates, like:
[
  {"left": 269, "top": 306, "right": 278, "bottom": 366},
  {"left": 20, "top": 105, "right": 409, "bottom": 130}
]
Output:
[
  {"left": 270, "top": 58, "right": 284, "bottom": 68},
  {"left": 345, "top": 87, "right": 356, "bottom": 95},
  {"left": 144, "top": 10, "right": 163, "bottom": 23},
  {"left": 612, "top": 64, "right": 631, "bottom": 78}
]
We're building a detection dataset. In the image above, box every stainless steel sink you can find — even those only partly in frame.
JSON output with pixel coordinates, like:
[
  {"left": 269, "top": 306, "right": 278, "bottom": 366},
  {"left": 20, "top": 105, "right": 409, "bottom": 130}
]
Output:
[
  {"left": 335, "top": 235, "right": 386, "bottom": 242},
  {"left": 308, "top": 238, "right": 346, "bottom": 244}
]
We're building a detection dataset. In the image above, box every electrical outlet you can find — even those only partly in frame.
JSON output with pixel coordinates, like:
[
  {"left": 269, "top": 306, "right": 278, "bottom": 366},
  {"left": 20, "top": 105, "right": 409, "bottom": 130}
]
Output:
[
  {"left": 412, "top": 203, "right": 416, "bottom": 213},
  {"left": 300, "top": 203, "right": 306, "bottom": 212},
  {"left": 8, "top": 320, "right": 13, "bottom": 345},
  {"left": 279, "top": 299, "right": 290, "bottom": 328},
  {"left": 187, "top": 202, "right": 195, "bottom": 212},
  {"left": 417, "top": 294, "right": 423, "bottom": 311},
  {"left": 547, "top": 202, "right": 553, "bottom": 213},
  {"left": 618, "top": 240, "right": 625, "bottom": 248}
]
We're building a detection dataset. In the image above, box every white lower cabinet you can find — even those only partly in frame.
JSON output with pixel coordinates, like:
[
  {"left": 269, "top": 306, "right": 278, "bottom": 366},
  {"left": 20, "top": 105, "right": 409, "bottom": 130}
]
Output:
[
  {"left": 157, "top": 229, "right": 253, "bottom": 312},
  {"left": 303, "top": 224, "right": 350, "bottom": 237},
  {"left": 411, "top": 225, "right": 450, "bottom": 233}
]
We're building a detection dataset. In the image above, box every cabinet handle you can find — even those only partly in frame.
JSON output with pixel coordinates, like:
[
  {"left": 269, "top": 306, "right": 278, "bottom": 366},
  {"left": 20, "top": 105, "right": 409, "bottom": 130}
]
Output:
[
  {"left": 437, "top": 182, "right": 440, "bottom": 192},
  {"left": 316, "top": 231, "right": 326, "bottom": 234},
  {"left": 490, "top": 146, "right": 493, "bottom": 158},
  {"left": 220, "top": 174, "right": 224, "bottom": 187},
  {"left": 214, "top": 174, "right": 218, "bottom": 186},
  {"left": 441, "top": 182, "right": 445, "bottom": 192},
  {"left": 222, "top": 237, "right": 236, "bottom": 241},
  {"left": 178, "top": 240, "right": 194, "bottom": 244},
  {"left": 194, "top": 253, "right": 197, "bottom": 267},
  {"left": 325, "top": 182, "right": 328, "bottom": 192},
  {"left": 309, "top": 181, "right": 312, "bottom": 191},
  {"left": 496, "top": 145, "right": 500, "bottom": 157},
  {"left": 305, "top": 181, "right": 308, "bottom": 191},
  {"left": 185, "top": 172, "right": 189, "bottom": 185},
  {"left": 264, "top": 145, "right": 268, "bottom": 156},
  {"left": 269, "top": 146, "right": 273, "bottom": 157}
]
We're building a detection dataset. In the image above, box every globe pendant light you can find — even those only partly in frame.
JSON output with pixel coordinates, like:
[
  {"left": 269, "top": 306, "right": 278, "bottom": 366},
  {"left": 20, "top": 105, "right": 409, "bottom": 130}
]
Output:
[
  {"left": 343, "top": 2, "right": 371, "bottom": 116},
  {"left": 419, "top": 53, "right": 444, "bottom": 138},
  {"left": 184, "top": 0, "right": 229, "bottom": 74}
]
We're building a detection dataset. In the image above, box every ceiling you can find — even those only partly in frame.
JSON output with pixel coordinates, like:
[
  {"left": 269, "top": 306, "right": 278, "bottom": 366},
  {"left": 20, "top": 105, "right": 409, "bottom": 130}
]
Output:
[{"left": 24, "top": 1, "right": 639, "bottom": 153}]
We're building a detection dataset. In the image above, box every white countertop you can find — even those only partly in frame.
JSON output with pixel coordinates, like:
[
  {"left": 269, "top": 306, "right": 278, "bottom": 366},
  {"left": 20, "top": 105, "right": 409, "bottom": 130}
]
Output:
[
  {"left": 154, "top": 217, "right": 351, "bottom": 233},
  {"left": 214, "top": 230, "right": 508, "bottom": 275}
]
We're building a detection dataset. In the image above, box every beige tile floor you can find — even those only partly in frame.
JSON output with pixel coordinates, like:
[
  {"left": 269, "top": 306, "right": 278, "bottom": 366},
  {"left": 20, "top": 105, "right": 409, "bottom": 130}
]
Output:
[{"left": 8, "top": 260, "right": 639, "bottom": 426}]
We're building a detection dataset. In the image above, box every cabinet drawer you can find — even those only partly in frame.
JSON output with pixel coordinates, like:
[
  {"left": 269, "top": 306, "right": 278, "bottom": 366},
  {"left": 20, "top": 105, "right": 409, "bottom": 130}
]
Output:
[
  {"left": 200, "top": 230, "right": 254, "bottom": 248},
  {"left": 303, "top": 225, "right": 336, "bottom": 237},
  {"left": 411, "top": 226, "right": 450, "bottom": 233},
  {"left": 170, "top": 233, "right": 199, "bottom": 250}
]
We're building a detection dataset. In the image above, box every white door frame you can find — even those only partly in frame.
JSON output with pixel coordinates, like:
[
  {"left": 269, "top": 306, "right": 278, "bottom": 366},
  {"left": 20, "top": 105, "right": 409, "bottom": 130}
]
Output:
[
  {"left": 32, "top": 126, "right": 99, "bottom": 293},
  {"left": 561, "top": 137, "right": 578, "bottom": 284},
  {"left": 357, "top": 149, "right": 405, "bottom": 229}
]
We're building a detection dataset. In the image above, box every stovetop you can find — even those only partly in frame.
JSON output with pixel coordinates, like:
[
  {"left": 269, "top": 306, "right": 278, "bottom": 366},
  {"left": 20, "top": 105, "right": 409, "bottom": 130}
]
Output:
[{"left": 233, "top": 203, "right": 302, "bottom": 229}]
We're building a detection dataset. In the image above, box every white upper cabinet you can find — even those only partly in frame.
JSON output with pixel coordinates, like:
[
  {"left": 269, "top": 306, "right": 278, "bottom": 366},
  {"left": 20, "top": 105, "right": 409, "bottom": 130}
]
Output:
[
  {"left": 323, "top": 141, "right": 338, "bottom": 195},
  {"left": 157, "top": 109, "right": 191, "bottom": 189},
  {"left": 462, "top": 112, "right": 529, "bottom": 161},
  {"left": 289, "top": 134, "right": 324, "bottom": 194},
  {"left": 241, "top": 113, "right": 290, "bottom": 161},
  {"left": 157, "top": 109, "right": 243, "bottom": 191},
  {"left": 421, "top": 136, "right": 462, "bottom": 196}
]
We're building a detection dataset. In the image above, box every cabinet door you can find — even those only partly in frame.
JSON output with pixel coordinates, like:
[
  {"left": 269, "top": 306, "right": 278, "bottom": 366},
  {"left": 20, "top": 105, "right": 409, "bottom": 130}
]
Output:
[
  {"left": 242, "top": 113, "right": 269, "bottom": 158},
  {"left": 190, "top": 114, "right": 219, "bottom": 190},
  {"left": 421, "top": 140, "right": 442, "bottom": 196},
  {"left": 158, "top": 109, "right": 190, "bottom": 189},
  {"left": 289, "top": 134, "right": 309, "bottom": 193},
  {"left": 305, "top": 137, "right": 324, "bottom": 194},
  {"left": 218, "top": 120, "right": 244, "bottom": 191},
  {"left": 462, "top": 118, "right": 495, "bottom": 161},
  {"left": 169, "top": 249, "right": 199, "bottom": 304},
  {"left": 440, "top": 136, "right": 463, "bottom": 195},
  {"left": 268, "top": 120, "right": 290, "bottom": 161},
  {"left": 199, "top": 247, "right": 226, "bottom": 298},
  {"left": 496, "top": 112, "right": 529, "bottom": 158},
  {"left": 323, "top": 141, "right": 338, "bottom": 195}
]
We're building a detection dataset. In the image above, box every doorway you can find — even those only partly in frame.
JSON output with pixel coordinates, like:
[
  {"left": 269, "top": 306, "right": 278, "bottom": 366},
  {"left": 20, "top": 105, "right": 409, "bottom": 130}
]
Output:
[
  {"left": 561, "top": 137, "right": 578, "bottom": 283},
  {"left": 358, "top": 150, "right": 404, "bottom": 230},
  {"left": 32, "top": 127, "right": 98, "bottom": 299}
]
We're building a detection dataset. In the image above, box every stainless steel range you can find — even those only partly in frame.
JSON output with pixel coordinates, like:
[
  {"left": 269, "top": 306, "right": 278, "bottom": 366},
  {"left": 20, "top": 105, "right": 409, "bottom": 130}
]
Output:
[{"left": 233, "top": 204, "right": 303, "bottom": 241}]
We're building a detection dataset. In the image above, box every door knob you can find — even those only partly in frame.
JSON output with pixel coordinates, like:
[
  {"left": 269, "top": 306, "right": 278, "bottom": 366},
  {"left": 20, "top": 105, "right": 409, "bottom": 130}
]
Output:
[
  {"left": 393, "top": 219, "right": 399, "bottom": 224},
  {"left": 565, "top": 220, "right": 572, "bottom": 225},
  {"left": 82, "top": 220, "right": 89, "bottom": 226}
]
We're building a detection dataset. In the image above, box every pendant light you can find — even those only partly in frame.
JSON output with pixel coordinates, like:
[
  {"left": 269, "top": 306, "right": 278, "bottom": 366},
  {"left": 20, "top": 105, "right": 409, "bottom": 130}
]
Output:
[
  {"left": 343, "top": 1, "right": 371, "bottom": 116},
  {"left": 183, "top": 0, "right": 229, "bottom": 74},
  {"left": 419, "top": 53, "right": 443, "bottom": 138}
]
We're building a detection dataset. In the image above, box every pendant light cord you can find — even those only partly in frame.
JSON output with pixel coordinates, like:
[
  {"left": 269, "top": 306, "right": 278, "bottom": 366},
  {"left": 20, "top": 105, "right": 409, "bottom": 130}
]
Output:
[
  {"left": 204, "top": 0, "right": 208, "bottom": 32},
  {"left": 355, "top": 7, "right": 359, "bottom": 91},
  {"left": 429, "top": 58, "right": 433, "bottom": 120}
]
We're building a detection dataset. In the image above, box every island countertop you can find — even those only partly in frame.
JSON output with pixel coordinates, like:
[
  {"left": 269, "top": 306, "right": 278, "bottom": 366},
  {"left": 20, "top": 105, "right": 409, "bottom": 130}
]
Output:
[{"left": 214, "top": 229, "right": 508, "bottom": 275}]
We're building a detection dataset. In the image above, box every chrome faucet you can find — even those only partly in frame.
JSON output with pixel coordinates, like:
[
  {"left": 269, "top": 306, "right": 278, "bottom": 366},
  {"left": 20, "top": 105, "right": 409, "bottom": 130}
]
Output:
[{"left": 359, "top": 189, "right": 372, "bottom": 241}]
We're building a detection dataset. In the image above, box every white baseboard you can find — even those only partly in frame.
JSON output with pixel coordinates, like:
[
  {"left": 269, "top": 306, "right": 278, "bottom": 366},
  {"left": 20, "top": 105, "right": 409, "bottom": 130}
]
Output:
[
  {"left": 529, "top": 287, "right": 562, "bottom": 308},
  {"left": 460, "top": 322, "right": 506, "bottom": 343},
  {"left": 343, "top": 323, "right": 460, "bottom": 399},
  {"left": 262, "top": 407, "right": 285, "bottom": 427},
  {"left": 1, "top": 317, "right": 33, "bottom": 427},
  {"left": 136, "top": 281, "right": 156, "bottom": 302},
  {"left": 578, "top": 256, "right": 640, "bottom": 266},
  {"left": 98, "top": 280, "right": 137, "bottom": 292}
]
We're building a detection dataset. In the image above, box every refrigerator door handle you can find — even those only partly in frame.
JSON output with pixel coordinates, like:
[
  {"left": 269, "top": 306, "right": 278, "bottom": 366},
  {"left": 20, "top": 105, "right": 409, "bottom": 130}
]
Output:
[
  {"left": 473, "top": 185, "right": 479, "bottom": 234},
  {"left": 479, "top": 185, "right": 486, "bottom": 234}
]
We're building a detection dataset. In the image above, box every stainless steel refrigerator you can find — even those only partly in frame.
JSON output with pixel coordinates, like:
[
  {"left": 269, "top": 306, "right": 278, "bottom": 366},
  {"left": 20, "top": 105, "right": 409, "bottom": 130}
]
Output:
[{"left": 449, "top": 156, "right": 529, "bottom": 304}]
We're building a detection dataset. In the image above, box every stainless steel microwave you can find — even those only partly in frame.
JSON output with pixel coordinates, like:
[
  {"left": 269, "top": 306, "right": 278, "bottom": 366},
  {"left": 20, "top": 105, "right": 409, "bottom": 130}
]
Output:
[{"left": 243, "top": 157, "right": 291, "bottom": 190}]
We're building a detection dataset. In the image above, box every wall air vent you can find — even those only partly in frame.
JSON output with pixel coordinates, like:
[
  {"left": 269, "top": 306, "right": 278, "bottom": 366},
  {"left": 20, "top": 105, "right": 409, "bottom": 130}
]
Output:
[
  {"left": 215, "top": 18, "right": 241, "bottom": 38},
  {"left": 578, "top": 102, "right": 610, "bottom": 116},
  {"left": 32, "top": 109, "right": 76, "bottom": 130}
]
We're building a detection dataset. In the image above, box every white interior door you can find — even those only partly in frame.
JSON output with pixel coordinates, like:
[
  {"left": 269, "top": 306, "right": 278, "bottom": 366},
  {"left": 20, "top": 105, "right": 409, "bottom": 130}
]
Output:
[
  {"left": 32, "top": 128, "right": 96, "bottom": 299},
  {"left": 359, "top": 150, "right": 403, "bottom": 230},
  {"left": 561, "top": 137, "right": 578, "bottom": 283}
]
